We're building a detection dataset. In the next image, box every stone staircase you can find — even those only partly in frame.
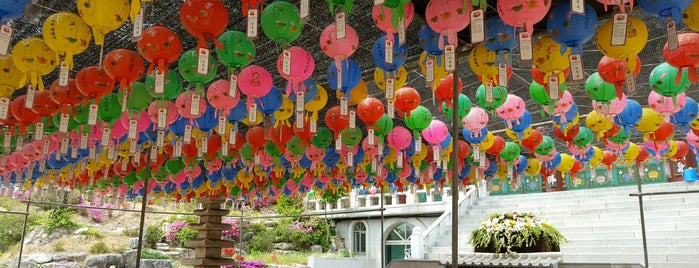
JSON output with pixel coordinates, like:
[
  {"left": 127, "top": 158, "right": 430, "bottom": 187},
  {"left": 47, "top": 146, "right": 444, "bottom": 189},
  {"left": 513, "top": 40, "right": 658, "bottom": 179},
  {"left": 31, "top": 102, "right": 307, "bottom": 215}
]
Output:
[{"left": 425, "top": 181, "right": 699, "bottom": 268}]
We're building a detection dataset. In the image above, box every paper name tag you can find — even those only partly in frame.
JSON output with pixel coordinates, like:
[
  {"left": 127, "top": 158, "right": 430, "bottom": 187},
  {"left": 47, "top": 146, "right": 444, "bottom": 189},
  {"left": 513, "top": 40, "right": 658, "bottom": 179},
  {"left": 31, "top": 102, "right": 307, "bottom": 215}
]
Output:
[
  {"left": 184, "top": 125, "right": 192, "bottom": 144},
  {"left": 80, "top": 132, "right": 88, "bottom": 149},
  {"left": 248, "top": 103, "right": 257, "bottom": 122},
  {"left": 396, "top": 152, "right": 403, "bottom": 168},
  {"left": 59, "top": 138, "right": 69, "bottom": 154},
  {"left": 667, "top": 20, "right": 679, "bottom": 51},
  {"left": 479, "top": 154, "right": 486, "bottom": 167},
  {"left": 0, "top": 98, "right": 8, "bottom": 120},
  {"left": 25, "top": 85, "right": 36, "bottom": 109},
  {"left": 128, "top": 119, "right": 138, "bottom": 139},
  {"left": 300, "top": 0, "right": 309, "bottom": 20},
  {"left": 387, "top": 100, "right": 395, "bottom": 118},
  {"left": 433, "top": 145, "right": 440, "bottom": 162},
  {"left": 485, "top": 82, "right": 494, "bottom": 103},
  {"left": 101, "top": 127, "right": 110, "bottom": 146},
  {"left": 385, "top": 78, "right": 395, "bottom": 99},
  {"left": 154, "top": 71, "right": 165, "bottom": 94},
  {"left": 445, "top": 45, "right": 456, "bottom": 72},
  {"left": 548, "top": 76, "right": 560, "bottom": 100},
  {"left": 107, "top": 144, "right": 115, "bottom": 160},
  {"left": 340, "top": 97, "right": 348, "bottom": 115},
  {"left": 174, "top": 141, "right": 182, "bottom": 157},
  {"left": 398, "top": 18, "right": 406, "bottom": 45},
  {"left": 35, "top": 123, "right": 44, "bottom": 141},
  {"left": 229, "top": 74, "right": 238, "bottom": 98},
  {"left": 336, "top": 12, "right": 346, "bottom": 39},
  {"left": 371, "top": 158, "right": 378, "bottom": 172},
  {"left": 498, "top": 63, "right": 508, "bottom": 87},
  {"left": 296, "top": 91, "right": 305, "bottom": 112},
  {"left": 89, "top": 145, "right": 96, "bottom": 159},
  {"left": 349, "top": 111, "right": 356, "bottom": 128},
  {"left": 282, "top": 49, "right": 292, "bottom": 76},
  {"left": 508, "top": 164, "right": 513, "bottom": 177},
  {"left": 571, "top": 0, "right": 585, "bottom": 14},
  {"left": 201, "top": 137, "right": 208, "bottom": 153},
  {"left": 3, "top": 132, "right": 10, "bottom": 148},
  {"left": 218, "top": 116, "right": 226, "bottom": 134},
  {"left": 310, "top": 119, "right": 317, "bottom": 133},
  {"left": 230, "top": 129, "right": 237, "bottom": 144},
  {"left": 296, "top": 111, "right": 304, "bottom": 129},
  {"left": 473, "top": 145, "right": 480, "bottom": 159},
  {"left": 190, "top": 93, "right": 200, "bottom": 116},
  {"left": 625, "top": 70, "right": 637, "bottom": 95},
  {"left": 470, "top": 9, "right": 485, "bottom": 43},
  {"left": 247, "top": 10, "right": 258, "bottom": 38},
  {"left": 415, "top": 136, "right": 422, "bottom": 152},
  {"left": 121, "top": 91, "right": 128, "bottom": 112},
  {"left": 133, "top": 149, "right": 140, "bottom": 163},
  {"left": 43, "top": 139, "right": 50, "bottom": 155},
  {"left": 384, "top": 39, "right": 394, "bottom": 64},
  {"left": 378, "top": 142, "right": 384, "bottom": 156},
  {"left": 58, "top": 61, "right": 70, "bottom": 86},
  {"left": 59, "top": 113, "right": 70, "bottom": 133},
  {"left": 335, "top": 136, "right": 342, "bottom": 151},
  {"left": 88, "top": 104, "right": 98, "bottom": 125},
  {"left": 347, "top": 152, "right": 353, "bottom": 166},
  {"left": 611, "top": 13, "right": 628, "bottom": 46},
  {"left": 150, "top": 146, "right": 157, "bottom": 162},
  {"left": 425, "top": 59, "right": 434, "bottom": 84},
  {"left": 15, "top": 135, "right": 23, "bottom": 150},
  {"left": 154, "top": 107, "right": 166, "bottom": 129},
  {"left": 221, "top": 141, "right": 229, "bottom": 156},
  {"left": 569, "top": 54, "right": 584, "bottom": 81},
  {"left": 132, "top": 8, "right": 144, "bottom": 40},
  {"left": 129, "top": 140, "right": 136, "bottom": 153},
  {"left": 197, "top": 48, "right": 209, "bottom": 75},
  {"left": 519, "top": 32, "right": 532, "bottom": 61},
  {"left": 368, "top": 129, "right": 375, "bottom": 145},
  {"left": 0, "top": 25, "right": 12, "bottom": 56},
  {"left": 374, "top": 0, "right": 385, "bottom": 5},
  {"left": 156, "top": 130, "right": 164, "bottom": 147}
]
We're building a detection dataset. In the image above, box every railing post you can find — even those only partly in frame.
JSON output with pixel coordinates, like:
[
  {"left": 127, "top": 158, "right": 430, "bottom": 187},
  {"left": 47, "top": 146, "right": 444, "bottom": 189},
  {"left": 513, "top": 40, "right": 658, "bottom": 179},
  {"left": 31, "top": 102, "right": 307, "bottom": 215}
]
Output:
[{"left": 410, "top": 226, "right": 424, "bottom": 259}]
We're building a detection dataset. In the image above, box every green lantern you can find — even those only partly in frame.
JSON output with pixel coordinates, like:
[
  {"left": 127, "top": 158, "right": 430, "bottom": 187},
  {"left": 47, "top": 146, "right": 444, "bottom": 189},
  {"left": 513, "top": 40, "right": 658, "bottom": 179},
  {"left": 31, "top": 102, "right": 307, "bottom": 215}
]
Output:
[
  {"left": 123, "top": 172, "right": 138, "bottom": 186},
  {"left": 260, "top": 1, "right": 303, "bottom": 45},
  {"left": 240, "top": 143, "right": 254, "bottom": 162},
  {"left": 216, "top": 30, "right": 256, "bottom": 70},
  {"left": 72, "top": 102, "right": 90, "bottom": 124},
  {"left": 97, "top": 93, "right": 123, "bottom": 124},
  {"left": 535, "top": 135, "right": 555, "bottom": 155},
  {"left": 286, "top": 135, "right": 306, "bottom": 155},
  {"left": 373, "top": 114, "right": 394, "bottom": 137},
  {"left": 165, "top": 158, "right": 185, "bottom": 174},
  {"left": 585, "top": 72, "right": 617, "bottom": 103},
  {"left": 499, "top": 141, "right": 521, "bottom": 162},
  {"left": 572, "top": 127, "right": 594, "bottom": 147},
  {"left": 475, "top": 84, "right": 507, "bottom": 112},
  {"left": 311, "top": 127, "right": 334, "bottom": 148},
  {"left": 649, "top": 62, "right": 690, "bottom": 97},
  {"left": 529, "top": 80, "right": 565, "bottom": 106},
  {"left": 442, "top": 94, "right": 472, "bottom": 119},
  {"left": 178, "top": 49, "right": 217, "bottom": 86},
  {"left": 325, "top": 0, "right": 354, "bottom": 16},
  {"left": 609, "top": 128, "right": 631, "bottom": 144},
  {"left": 121, "top": 82, "right": 152, "bottom": 112},
  {"left": 265, "top": 141, "right": 282, "bottom": 157},
  {"left": 145, "top": 69, "right": 183, "bottom": 101},
  {"left": 341, "top": 128, "right": 363, "bottom": 146},
  {"left": 405, "top": 105, "right": 432, "bottom": 133}
]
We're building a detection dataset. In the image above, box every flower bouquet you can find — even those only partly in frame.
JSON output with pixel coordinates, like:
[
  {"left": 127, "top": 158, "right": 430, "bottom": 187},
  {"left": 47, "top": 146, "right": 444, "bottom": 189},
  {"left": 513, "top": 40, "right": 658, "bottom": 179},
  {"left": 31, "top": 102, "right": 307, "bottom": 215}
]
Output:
[{"left": 469, "top": 212, "right": 566, "bottom": 254}]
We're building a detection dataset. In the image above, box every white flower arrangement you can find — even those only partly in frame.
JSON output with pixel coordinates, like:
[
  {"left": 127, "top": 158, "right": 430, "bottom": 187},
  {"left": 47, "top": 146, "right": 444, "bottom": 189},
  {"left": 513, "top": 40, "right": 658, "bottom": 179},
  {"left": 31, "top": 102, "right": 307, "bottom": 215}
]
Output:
[{"left": 470, "top": 212, "right": 565, "bottom": 254}]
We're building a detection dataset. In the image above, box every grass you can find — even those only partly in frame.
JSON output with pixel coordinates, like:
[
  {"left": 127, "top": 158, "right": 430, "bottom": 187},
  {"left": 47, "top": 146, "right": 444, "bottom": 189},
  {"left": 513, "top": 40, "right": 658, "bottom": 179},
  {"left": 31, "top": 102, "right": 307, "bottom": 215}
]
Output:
[{"left": 245, "top": 251, "right": 348, "bottom": 265}]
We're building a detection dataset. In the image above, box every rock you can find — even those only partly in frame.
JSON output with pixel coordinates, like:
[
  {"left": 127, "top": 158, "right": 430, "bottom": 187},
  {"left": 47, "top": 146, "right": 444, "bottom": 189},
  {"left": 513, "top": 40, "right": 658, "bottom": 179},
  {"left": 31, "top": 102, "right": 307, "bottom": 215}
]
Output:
[
  {"left": 140, "top": 259, "right": 173, "bottom": 268},
  {"left": 290, "top": 264, "right": 310, "bottom": 268},
  {"left": 85, "top": 254, "right": 124, "bottom": 268},
  {"left": 310, "top": 245, "right": 323, "bottom": 254},
  {"left": 71, "top": 235, "right": 87, "bottom": 241},
  {"left": 40, "top": 262, "right": 80, "bottom": 268},
  {"left": 52, "top": 252, "right": 87, "bottom": 262},
  {"left": 129, "top": 238, "right": 139, "bottom": 249},
  {"left": 122, "top": 250, "right": 137, "bottom": 268},
  {"left": 18, "top": 261, "right": 39, "bottom": 268},
  {"left": 115, "top": 228, "right": 125, "bottom": 233},
  {"left": 271, "top": 250, "right": 298, "bottom": 255},
  {"left": 73, "top": 227, "right": 89, "bottom": 235},
  {"left": 25, "top": 253, "right": 52, "bottom": 264},
  {"left": 164, "top": 251, "right": 180, "bottom": 259},
  {"left": 274, "top": 242, "right": 293, "bottom": 251}
]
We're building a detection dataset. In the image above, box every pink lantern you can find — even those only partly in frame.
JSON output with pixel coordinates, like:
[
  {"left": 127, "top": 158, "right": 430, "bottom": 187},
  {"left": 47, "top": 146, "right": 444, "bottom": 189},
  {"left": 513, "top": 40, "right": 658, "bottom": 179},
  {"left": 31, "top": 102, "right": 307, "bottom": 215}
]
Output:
[
  {"left": 372, "top": 2, "right": 414, "bottom": 43},
  {"left": 375, "top": 167, "right": 388, "bottom": 181},
  {"left": 568, "top": 143, "right": 590, "bottom": 158},
  {"left": 387, "top": 126, "right": 413, "bottom": 150},
  {"left": 238, "top": 65, "right": 273, "bottom": 102},
  {"left": 110, "top": 122, "right": 128, "bottom": 139},
  {"left": 206, "top": 158, "right": 223, "bottom": 173},
  {"left": 497, "top": 0, "right": 552, "bottom": 34},
  {"left": 320, "top": 23, "right": 359, "bottom": 72},
  {"left": 605, "top": 139, "right": 629, "bottom": 155},
  {"left": 422, "top": 120, "right": 448, "bottom": 145},
  {"left": 277, "top": 47, "right": 315, "bottom": 96},
  {"left": 119, "top": 111, "right": 151, "bottom": 133},
  {"left": 462, "top": 107, "right": 488, "bottom": 134},
  {"left": 597, "top": 0, "right": 634, "bottom": 12},
  {"left": 206, "top": 79, "right": 241, "bottom": 115},
  {"left": 355, "top": 170, "right": 368, "bottom": 183},
  {"left": 543, "top": 91, "right": 574, "bottom": 121},
  {"left": 644, "top": 140, "right": 669, "bottom": 160},
  {"left": 686, "top": 131, "right": 699, "bottom": 153},
  {"left": 362, "top": 138, "right": 379, "bottom": 157},
  {"left": 175, "top": 91, "right": 207, "bottom": 120},
  {"left": 537, "top": 150, "right": 558, "bottom": 162},
  {"left": 593, "top": 94, "right": 627, "bottom": 118},
  {"left": 147, "top": 101, "right": 178, "bottom": 126},
  {"left": 398, "top": 165, "right": 412, "bottom": 178},
  {"left": 648, "top": 91, "right": 686, "bottom": 122},
  {"left": 184, "top": 165, "right": 202, "bottom": 179},
  {"left": 306, "top": 145, "right": 326, "bottom": 162},
  {"left": 425, "top": 0, "right": 471, "bottom": 49},
  {"left": 495, "top": 94, "right": 526, "bottom": 128}
]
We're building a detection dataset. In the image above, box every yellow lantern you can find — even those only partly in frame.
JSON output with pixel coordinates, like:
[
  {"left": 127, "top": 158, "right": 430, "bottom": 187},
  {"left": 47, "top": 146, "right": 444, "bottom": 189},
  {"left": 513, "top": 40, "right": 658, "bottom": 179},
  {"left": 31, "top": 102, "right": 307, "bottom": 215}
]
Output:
[
  {"left": 596, "top": 15, "right": 648, "bottom": 71},
  {"left": 478, "top": 132, "right": 495, "bottom": 151},
  {"left": 242, "top": 110, "right": 263, "bottom": 126},
  {"left": 684, "top": 0, "right": 699, "bottom": 32},
  {"left": 636, "top": 108, "right": 664, "bottom": 134},
  {"left": 469, "top": 43, "right": 499, "bottom": 82},
  {"left": 130, "top": 0, "right": 154, "bottom": 24},
  {"left": 589, "top": 146, "right": 604, "bottom": 168},
  {"left": 305, "top": 83, "right": 328, "bottom": 122},
  {"left": 623, "top": 142, "right": 639, "bottom": 165},
  {"left": 77, "top": 0, "right": 131, "bottom": 46},
  {"left": 419, "top": 52, "right": 449, "bottom": 88},
  {"left": 42, "top": 12, "right": 92, "bottom": 69},
  {"left": 0, "top": 55, "right": 27, "bottom": 97},
  {"left": 11, "top": 38, "right": 59, "bottom": 91},
  {"left": 556, "top": 153, "right": 574, "bottom": 172},
  {"left": 525, "top": 158, "right": 541, "bottom": 175},
  {"left": 274, "top": 95, "right": 294, "bottom": 127},
  {"left": 345, "top": 79, "right": 368, "bottom": 106},
  {"left": 374, "top": 66, "right": 407, "bottom": 92},
  {"left": 664, "top": 141, "right": 678, "bottom": 159},
  {"left": 585, "top": 110, "right": 614, "bottom": 139},
  {"left": 533, "top": 35, "right": 571, "bottom": 75}
]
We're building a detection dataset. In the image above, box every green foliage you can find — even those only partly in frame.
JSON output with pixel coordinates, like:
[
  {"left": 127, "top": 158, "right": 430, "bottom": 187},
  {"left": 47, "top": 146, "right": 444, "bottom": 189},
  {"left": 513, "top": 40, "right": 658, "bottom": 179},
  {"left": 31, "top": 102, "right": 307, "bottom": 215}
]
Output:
[
  {"left": 276, "top": 195, "right": 304, "bottom": 216},
  {"left": 145, "top": 225, "right": 164, "bottom": 249},
  {"left": 141, "top": 248, "right": 173, "bottom": 260},
  {"left": 176, "top": 227, "right": 198, "bottom": 247},
  {"left": 122, "top": 228, "right": 139, "bottom": 237},
  {"left": 41, "top": 208, "right": 80, "bottom": 234},
  {"left": 78, "top": 227, "right": 104, "bottom": 239},
  {"left": 246, "top": 222, "right": 274, "bottom": 253},
  {"left": 320, "top": 187, "right": 346, "bottom": 205},
  {"left": 0, "top": 207, "right": 44, "bottom": 252},
  {"left": 469, "top": 212, "right": 566, "bottom": 254},
  {"left": 162, "top": 215, "right": 199, "bottom": 225},
  {"left": 338, "top": 248, "right": 352, "bottom": 258},
  {"left": 273, "top": 217, "right": 333, "bottom": 251},
  {"left": 51, "top": 240, "right": 65, "bottom": 252},
  {"left": 89, "top": 240, "right": 111, "bottom": 254}
]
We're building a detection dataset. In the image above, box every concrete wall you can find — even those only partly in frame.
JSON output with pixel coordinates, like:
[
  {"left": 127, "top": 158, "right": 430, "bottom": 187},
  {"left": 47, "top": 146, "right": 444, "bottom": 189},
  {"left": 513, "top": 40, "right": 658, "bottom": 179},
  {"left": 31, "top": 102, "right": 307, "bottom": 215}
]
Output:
[
  {"left": 333, "top": 216, "right": 438, "bottom": 268},
  {"left": 307, "top": 256, "right": 372, "bottom": 268}
]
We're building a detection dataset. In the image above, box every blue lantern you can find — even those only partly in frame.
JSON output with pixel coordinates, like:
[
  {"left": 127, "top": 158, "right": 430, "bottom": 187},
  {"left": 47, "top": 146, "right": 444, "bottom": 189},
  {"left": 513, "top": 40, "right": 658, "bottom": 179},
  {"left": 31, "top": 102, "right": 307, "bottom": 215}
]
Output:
[
  {"left": 195, "top": 105, "right": 218, "bottom": 132},
  {"left": 484, "top": 16, "right": 519, "bottom": 65},
  {"left": 254, "top": 86, "right": 283, "bottom": 115},
  {"left": 418, "top": 24, "right": 447, "bottom": 56},
  {"left": 227, "top": 101, "right": 248, "bottom": 122},
  {"left": 0, "top": 0, "right": 30, "bottom": 22},
  {"left": 671, "top": 97, "right": 698, "bottom": 130},
  {"left": 326, "top": 58, "right": 361, "bottom": 93},
  {"left": 638, "top": 0, "right": 692, "bottom": 27},
  {"left": 546, "top": 2, "right": 598, "bottom": 55},
  {"left": 614, "top": 99, "right": 643, "bottom": 132},
  {"left": 372, "top": 34, "right": 408, "bottom": 72}
]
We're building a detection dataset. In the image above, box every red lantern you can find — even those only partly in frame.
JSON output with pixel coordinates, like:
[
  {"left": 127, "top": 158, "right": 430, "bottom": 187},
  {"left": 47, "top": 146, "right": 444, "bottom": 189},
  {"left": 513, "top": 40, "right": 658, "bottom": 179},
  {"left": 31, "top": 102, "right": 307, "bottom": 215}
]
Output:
[
  {"left": 10, "top": 96, "right": 41, "bottom": 134},
  {"left": 554, "top": 125, "right": 580, "bottom": 142},
  {"left": 49, "top": 79, "right": 87, "bottom": 110},
  {"left": 356, "top": 97, "right": 384, "bottom": 126},
  {"left": 435, "top": 73, "right": 463, "bottom": 107},
  {"left": 521, "top": 129, "right": 543, "bottom": 153},
  {"left": 179, "top": 0, "right": 228, "bottom": 50},
  {"left": 673, "top": 141, "right": 689, "bottom": 161},
  {"left": 662, "top": 32, "right": 699, "bottom": 84},
  {"left": 647, "top": 122, "right": 674, "bottom": 142},
  {"left": 531, "top": 66, "right": 570, "bottom": 86},
  {"left": 271, "top": 123, "right": 293, "bottom": 146},
  {"left": 241, "top": 0, "right": 263, "bottom": 17},
  {"left": 137, "top": 25, "right": 183, "bottom": 75},
  {"left": 636, "top": 146, "right": 650, "bottom": 163},
  {"left": 293, "top": 117, "right": 314, "bottom": 143},
  {"left": 246, "top": 126, "right": 267, "bottom": 150},
  {"left": 597, "top": 55, "right": 642, "bottom": 99},
  {"left": 102, "top": 49, "right": 145, "bottom": 91},
  {"left": 570, "top": 159, "right": 584, "bottom": 178},
  {"left": 75, "top": 65, "right": 115, "bottom": 104},
  {"left": 457, "top": 139, "right": 471, "bottom": 159},
  {"left": 324, "top": 105, "right": 349, "bottom": 137},
  {"left": 231, "top": 132, "right": 245, "bottom": 151},
  {"left": 394, "top": 87, "right": 421, "bottom": 115},
  {"left": 602, "top": 150, "right": 618, "bottom": 167},
  {"left": 486, "top": 135, "right": 505, "bottom": 155},
  {"left": 602, "top": 124, "right": 622, "bottom": 139},
  {"left": 32, "top": 90, "right": 61, "bottom": 117}
]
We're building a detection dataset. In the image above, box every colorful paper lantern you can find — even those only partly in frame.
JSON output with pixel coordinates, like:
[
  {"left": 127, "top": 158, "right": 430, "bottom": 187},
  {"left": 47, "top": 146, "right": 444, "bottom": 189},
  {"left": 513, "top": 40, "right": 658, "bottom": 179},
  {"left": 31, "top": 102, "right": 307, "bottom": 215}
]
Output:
[
  {"left": 179, "top": 0, "right": 228, "bottom": 49},
  {"left": 42, "top": 12, "right": 92, "bottom": 69},
  {"left": 77, "top": 0, "right": 130, "bottom": 46},
  {"left": 261, "top": 0, "right": 303, "bottom": 45},
  {"left": 11, "top": 38, "right": 59, "bottom": 91},
  {"left": 425, "top": 0, "right": 471, "bottom": 49},
  {"left": 497, "top": 0, "right": 552, "bottom": 34},
  {"left": 137, "top": 25, "right": 183, "bottom": 75},
  {"left": 546, "top": 1, "right": 597, "bottom": 55}
]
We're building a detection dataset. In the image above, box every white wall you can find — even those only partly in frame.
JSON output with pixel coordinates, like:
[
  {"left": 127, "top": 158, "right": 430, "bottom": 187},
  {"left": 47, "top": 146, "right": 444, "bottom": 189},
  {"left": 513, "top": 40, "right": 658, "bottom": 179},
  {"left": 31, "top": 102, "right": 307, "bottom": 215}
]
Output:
[{"left": 333, "top": 216, "right": 438, "bottom": 268}]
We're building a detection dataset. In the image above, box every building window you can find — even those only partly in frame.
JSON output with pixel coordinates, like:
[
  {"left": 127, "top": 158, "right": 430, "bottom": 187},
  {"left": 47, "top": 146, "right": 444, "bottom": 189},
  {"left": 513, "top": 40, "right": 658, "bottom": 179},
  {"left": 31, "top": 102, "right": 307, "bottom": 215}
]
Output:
[
  {"left": 353, "top": 222, "right": 367, "bottom": 254},
  {"left": 385, "top": 222, "right": 415, "bottom": 265}
]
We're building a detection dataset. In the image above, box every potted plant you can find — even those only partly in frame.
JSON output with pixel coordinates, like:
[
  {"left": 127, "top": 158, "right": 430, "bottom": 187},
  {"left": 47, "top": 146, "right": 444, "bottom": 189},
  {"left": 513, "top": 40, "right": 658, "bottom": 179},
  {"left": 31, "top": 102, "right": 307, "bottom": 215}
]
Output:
[{"left": 469, "top": 212, "right": 566, "bottom": 254}]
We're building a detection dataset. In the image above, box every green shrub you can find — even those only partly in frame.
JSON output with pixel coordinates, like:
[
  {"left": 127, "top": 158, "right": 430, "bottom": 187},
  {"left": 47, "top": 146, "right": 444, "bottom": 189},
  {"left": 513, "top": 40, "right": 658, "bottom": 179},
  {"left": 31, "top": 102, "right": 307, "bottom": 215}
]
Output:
[
  {"left": 176, "top": 227, "right": 198, "bottom": 247},
  {"left": 78, "top": 227, "right": 104, "bottom": 239},
  {"left": 89, "top": 240, "right": 110, "bottom": 254},
  {"left": 41, "top": 208, "right": 79, "bottom": 234},
  {"left": 145, "top": 225, "right": 164, "bottom": 249},
  {"left": 141, "top": 248, "right": 172, "bottom": 260},
  {"left": 247, "top": 222, "right": 274, "bottom": 253},
  {"left": 122, "top": 227, "right": 139, "bottom": 237},
  {"left": 276, "top": 195, "right": 304, "bottom": 216},
  {"left": 0, "top": 210, "right": 44, "bottom": 252},
  {"left": 162, "top": 215, "right": 198, "bottom": 225},
  {"left": 52, "top": 240, "right": 65, "bottom": 252}
]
